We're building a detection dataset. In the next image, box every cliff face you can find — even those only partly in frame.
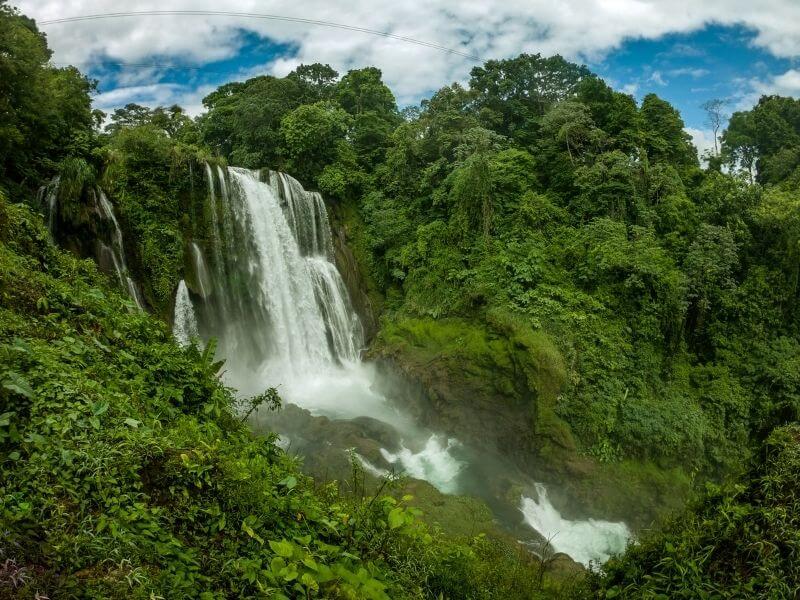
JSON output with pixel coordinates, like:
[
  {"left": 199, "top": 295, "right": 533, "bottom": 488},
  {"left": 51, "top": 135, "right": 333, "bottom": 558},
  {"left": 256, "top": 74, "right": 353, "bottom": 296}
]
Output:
[
  {"left": 326, "top": 200, "right": 381, "bottom": 343},
  {"left": 368, "top": 316, "right": 691, "bottom": 529}
]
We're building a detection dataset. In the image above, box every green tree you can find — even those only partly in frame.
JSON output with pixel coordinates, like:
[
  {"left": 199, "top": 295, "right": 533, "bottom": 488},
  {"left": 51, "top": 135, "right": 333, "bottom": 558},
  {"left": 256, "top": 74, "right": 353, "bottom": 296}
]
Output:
[
  {"left": 640, "top": 93, "right": 698, "bottom": 168},
  {"left": 280, "top": 101, "right": 352, "bottom": 185},
  {"left": 684, "top": 224, "right": 739, "bottom": 348},
  {"left": 336, "top": 67, "right": 397, "bottom": 117},
  {"left": 287, "top": 62, "right": 339, "bottom": 102},
  {"left": 723, "top": 95, "right": 800, "bottom": 185},
  {"left": 469, "top": 53, "right": 591, "bottom": 145},
  {"left": 0, "top": 2, "right": 95, "bottom": 194}
]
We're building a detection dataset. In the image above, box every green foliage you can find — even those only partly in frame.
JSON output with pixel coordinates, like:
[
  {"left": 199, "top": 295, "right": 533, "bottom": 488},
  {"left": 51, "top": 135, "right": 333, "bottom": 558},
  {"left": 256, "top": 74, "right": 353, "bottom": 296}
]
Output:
[
  {"left": 55, "top": 156, "right": 97, "bottom": 226},
  {"left": 588, "top": 425, "right": 800, "bottom": 599},
  {"left": 0, "top": 195, "right": 550, "bottom": 599},
  {"left": 280, "top": 101, "right": 352, "bottom": 184},
  {"left": 106, "top": 103, "right": 198, "bottom": 141},
  {"left": 640, "top": 93, "right": 698, "bottom": 168},
  {"left": 3, "top": 3, "right": 800, "bottom": 591},
  {"left": 469, "top": 53, "right": 592, "bottom": 145},
  {"left": 280, "top": 50, "right": 800, "bottom": 492},
  {"left": 101, "top": 124, "right": 210, "bottom": 314},
  {"left": 0, "top": 3, "right": 96, "bottom": 197},
  {"left": 723, "top": 95, "right": 800, "bottom": 184}
]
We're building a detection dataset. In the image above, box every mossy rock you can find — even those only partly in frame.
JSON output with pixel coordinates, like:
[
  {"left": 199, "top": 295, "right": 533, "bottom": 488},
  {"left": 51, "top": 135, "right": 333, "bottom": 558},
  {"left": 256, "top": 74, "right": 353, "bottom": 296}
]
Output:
[{"left": 374, "top": 315, "right": 575, "bottom": 455}]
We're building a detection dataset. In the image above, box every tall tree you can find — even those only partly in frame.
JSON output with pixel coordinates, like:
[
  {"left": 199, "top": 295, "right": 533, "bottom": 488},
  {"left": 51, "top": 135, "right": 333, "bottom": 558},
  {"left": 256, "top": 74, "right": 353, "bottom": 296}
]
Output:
[
  {"left": 469, "top": 53, "right": 591, "bottom": 145},
  {"left": 701, "top": 98, "right": 728, "bottom": 158},
  {"left": 640, "top": 94, "right": 698, "bottom": 168},
  {"left": 0, "top": 1, "right": 95, "bottom": 194}
]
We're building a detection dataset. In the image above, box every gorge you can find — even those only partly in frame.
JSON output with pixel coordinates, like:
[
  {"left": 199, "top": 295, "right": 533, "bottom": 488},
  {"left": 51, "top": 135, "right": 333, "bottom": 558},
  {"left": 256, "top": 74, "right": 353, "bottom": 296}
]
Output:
[{"left": 171, "top": 164, "right": 631, "bottom": 567}]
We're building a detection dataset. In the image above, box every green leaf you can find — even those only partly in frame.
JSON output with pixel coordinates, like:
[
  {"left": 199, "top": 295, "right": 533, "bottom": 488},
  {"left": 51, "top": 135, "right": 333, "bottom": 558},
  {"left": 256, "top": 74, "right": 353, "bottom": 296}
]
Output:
[
  {"left": 270, "top": 557, "right": 286, "bottom": 573},
  {"left": 279, "top": 475, "right": 297, "bottom": 489},
  {"left": 124, "top": 418, "right": 141, "bottom": 428},
  {"left": 269, "top": 539, "right": 295, "bottom": 558},
  {"left": 300, "top": 572, "right": 319, "bottom": 592},
  {"left": 242, "top": 520, "right": 264, "bottom": 544},
  {"left": 3, "top": 372, "right": 33, "bottom": 399},
  {"left": 388, "top": 507, "right": 405, "bottom": 529}
]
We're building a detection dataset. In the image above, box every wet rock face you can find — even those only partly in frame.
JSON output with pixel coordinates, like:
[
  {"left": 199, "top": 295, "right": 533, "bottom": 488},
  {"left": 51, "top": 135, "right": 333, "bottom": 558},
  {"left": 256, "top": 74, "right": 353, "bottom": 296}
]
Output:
[
  {"left": 250, "top": 402, "right": 403, "bottom": 481},
  {"left": 327, "top": 204, "right": 379, "bottom": 343},
  {"left": 372, "top": 355, "right": 539, "bottom": 463}
]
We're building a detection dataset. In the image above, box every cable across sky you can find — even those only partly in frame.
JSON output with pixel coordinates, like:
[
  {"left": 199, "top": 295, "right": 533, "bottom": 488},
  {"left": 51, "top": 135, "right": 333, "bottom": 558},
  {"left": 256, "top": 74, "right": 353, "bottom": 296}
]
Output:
[{"left": 39, "top": 10, "right": 481, "bottom": 62}]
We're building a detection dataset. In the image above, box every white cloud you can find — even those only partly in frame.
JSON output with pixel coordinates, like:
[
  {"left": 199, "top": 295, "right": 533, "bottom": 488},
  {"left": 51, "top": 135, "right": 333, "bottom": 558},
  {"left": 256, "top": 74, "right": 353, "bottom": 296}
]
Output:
[
  {"left": 752, "top": 68, "right": 800, "bottom": 97},
  {"left": 16, "top": 0, "right": 800, "bottom": 110},
  {"left": 650, "top": 71, "right": 667, "bottom": 86},
  {"left": 734, "top": 68, "right": 800, "bottom": 111},
  {"left": 686, "top": 127, "right": 717, "bottom": 161},
  {"left": 667, "top": 67, "right": 710, "bottom": 78}
]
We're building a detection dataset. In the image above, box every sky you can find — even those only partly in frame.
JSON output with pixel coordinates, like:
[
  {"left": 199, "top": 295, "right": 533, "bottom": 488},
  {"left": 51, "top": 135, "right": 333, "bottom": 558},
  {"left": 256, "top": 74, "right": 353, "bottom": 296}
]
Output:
[{"left": 16, "top": 1, "right": 800, "bottom": 156}]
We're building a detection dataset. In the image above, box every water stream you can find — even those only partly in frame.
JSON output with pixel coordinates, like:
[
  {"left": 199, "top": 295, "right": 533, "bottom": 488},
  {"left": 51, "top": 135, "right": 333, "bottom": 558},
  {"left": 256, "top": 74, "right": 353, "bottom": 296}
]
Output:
[
  {"left": 94, "top": 188, "right": 145, "bottom": 309},
  {"left": 173, "top": 280, "right": 199, "bottom": 347}
]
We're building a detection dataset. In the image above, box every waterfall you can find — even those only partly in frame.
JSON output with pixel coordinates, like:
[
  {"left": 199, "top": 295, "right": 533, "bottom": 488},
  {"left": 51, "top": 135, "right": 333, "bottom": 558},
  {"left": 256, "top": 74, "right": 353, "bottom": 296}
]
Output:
[
  {"left": 173, "top": 280, "right": 199, "bottom": 346},
  {"left": 94, "top": 188, "right": 144, "bottom": 309},
  {"left": 36, "top": 176, "right": 143, "bottom": 309},
  {"left": 520, "top": 483, "right": 630, "bottom": 567},
  {"left": 186, "top": 163, "right": 626, "bottom": 569},
  {"left": 204, "top": 163, "right": 225, "bottom": 280},
  {"left": 189, "top": 242, "right": 212, "bottom": 299},
  {"left": 273, "top": 172, "right": 334, "bottom": 258},
  {"left": 37, "top": 176, "right": 60, "bottom": 236},
  {"left": 192, "top": 166, "right": 362, "bottom": 392},
  {"left": 307, "top": 257, "right": 364, "bottom": 361}
]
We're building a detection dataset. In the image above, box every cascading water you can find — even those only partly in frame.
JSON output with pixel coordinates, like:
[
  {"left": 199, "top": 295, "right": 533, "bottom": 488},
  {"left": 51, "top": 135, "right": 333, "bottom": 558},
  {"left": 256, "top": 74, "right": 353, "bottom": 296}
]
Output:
[
  {"left": 37, "top": 176, "right": 60, "bottom": 236},
  {"left": 173, "top": 280, "right": 200, "bottom": 346},
  {"left": 94, "top": 188, "right": 145, "bottom": 309},
  {"left": 37, "top": 177, "right": 144, "bottom": 309},
  {"left": 189, "top": 242, "right": 212, "bottom": 299},
  {"left": 274, "top": 172, "right": 334, "bottom": 258},
  {"left": 380, "top": 436, "right": 465, "bottom": 494},
  {"left": 520, "top": 483, "right": 630, "bottom": 567},
  {"left": 191, "top": 166, "right": 363, "bottom": 394}
]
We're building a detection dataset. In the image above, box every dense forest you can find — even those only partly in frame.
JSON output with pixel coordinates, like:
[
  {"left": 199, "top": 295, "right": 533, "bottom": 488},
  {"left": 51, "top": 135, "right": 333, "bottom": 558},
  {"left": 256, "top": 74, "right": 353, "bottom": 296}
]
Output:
[{"left": 1, "top": 0, "right": 800, "bottom": 597}]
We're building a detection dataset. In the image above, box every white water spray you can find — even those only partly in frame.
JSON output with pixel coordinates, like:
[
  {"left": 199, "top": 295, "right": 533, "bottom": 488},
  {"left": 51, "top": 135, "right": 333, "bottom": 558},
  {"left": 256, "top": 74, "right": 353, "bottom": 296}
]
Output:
[
  {"left": 381, "top": 436, "right": 464, "bottom": 494},
  {"left": 173, "top": 280, "right": 200, "bottom": 347},
  {"left": 520, "top": 483, "right": 630, "bottom": 567}
]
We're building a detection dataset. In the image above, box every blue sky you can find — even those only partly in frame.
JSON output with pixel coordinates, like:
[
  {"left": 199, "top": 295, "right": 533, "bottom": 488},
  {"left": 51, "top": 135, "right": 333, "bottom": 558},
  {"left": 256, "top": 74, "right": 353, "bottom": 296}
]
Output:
[
  {"left": 19, "top": 2, "right": 800, "bottom": 153},
  {"left": 589, "top": 25, "right": 796, "bottom": 128}
]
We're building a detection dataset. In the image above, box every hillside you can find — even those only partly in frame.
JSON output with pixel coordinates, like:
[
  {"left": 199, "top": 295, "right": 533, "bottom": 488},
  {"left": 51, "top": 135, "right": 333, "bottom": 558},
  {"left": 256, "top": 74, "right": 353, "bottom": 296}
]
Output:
[{"left": 1, "top": 1, "right": 800, "bottom": 598}]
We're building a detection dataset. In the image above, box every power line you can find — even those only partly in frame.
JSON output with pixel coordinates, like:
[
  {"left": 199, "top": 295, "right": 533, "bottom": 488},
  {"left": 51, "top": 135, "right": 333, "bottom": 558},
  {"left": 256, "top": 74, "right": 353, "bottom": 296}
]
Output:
[{"left": 40, "top": 10, "right": 481, "bottom": 62}]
